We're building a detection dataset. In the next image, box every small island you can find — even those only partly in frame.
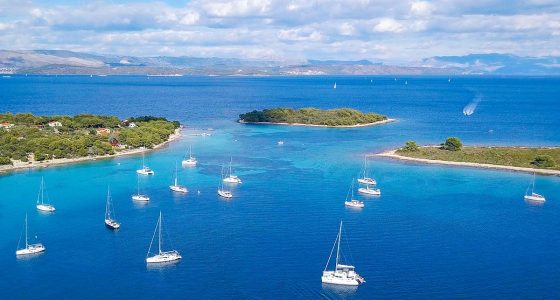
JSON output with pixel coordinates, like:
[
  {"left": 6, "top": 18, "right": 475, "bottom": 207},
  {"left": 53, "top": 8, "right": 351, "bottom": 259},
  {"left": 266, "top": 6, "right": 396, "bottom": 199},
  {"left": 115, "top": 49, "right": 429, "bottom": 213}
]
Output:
[
  {"left": 0, "top": 113, "right": 181, "bottom": 172},
  {"left": 239, "top": 108, "right": 394, "bottom": 128},
  {"left": 377, "top": 137, "right": 560, "bottom": 175}
]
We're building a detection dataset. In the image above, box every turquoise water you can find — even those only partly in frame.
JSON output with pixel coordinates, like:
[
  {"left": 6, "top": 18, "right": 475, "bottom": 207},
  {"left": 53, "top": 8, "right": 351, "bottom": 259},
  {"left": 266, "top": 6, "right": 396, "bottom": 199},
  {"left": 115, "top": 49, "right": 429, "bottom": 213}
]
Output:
[{"left": 0, "top": 76, "right": 559, "bottom": 298}]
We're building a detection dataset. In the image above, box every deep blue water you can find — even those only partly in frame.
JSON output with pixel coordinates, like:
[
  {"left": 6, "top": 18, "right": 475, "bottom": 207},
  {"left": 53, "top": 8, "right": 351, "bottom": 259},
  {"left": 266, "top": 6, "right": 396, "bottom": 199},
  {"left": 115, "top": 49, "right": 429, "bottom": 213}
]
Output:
[{"left": 0, "top": 75, "right": 559, "bottom": 299}]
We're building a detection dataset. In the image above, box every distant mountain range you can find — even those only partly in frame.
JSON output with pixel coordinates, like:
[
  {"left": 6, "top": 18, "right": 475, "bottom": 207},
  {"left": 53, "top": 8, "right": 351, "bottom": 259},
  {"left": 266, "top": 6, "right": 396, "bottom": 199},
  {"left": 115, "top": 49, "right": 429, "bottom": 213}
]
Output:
[{"left": 1, "top": 50, "right": 559, "bottom": 75}]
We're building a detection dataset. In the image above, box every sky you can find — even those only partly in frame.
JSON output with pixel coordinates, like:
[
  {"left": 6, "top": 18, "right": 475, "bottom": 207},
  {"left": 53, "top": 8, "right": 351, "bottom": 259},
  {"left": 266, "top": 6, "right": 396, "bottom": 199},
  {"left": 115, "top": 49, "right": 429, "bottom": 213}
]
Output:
[{"left": 0, "top": 0, "right": 559, "bottom": 62}]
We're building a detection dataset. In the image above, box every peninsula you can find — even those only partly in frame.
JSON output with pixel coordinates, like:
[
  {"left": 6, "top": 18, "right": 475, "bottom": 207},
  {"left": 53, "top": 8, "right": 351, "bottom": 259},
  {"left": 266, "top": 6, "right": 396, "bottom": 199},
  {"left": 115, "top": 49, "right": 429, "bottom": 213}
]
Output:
[
  {"left": 238, "top": 108, "right": 394, "bottom": 128},
  {"left": 0, "top": 113, "right": 181, "bottom": 172},
  {"left": 377, "top": 138, "right": 560, "bottom": 176}
]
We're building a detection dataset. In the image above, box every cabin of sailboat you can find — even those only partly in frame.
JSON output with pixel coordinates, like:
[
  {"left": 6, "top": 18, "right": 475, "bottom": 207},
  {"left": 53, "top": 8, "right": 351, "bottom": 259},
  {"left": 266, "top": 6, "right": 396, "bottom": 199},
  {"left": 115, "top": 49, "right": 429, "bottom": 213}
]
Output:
[
  {"left": 146, "top": 212, "right": 182, "bottom": 264},
  {"left": 321, "top": 221, "right": 365, "bottom": 286}
]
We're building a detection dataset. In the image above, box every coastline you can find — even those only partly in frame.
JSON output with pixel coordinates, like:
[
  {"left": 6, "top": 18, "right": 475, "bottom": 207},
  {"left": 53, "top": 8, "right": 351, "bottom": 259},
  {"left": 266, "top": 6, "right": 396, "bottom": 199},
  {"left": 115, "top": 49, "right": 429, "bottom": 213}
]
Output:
[
  {"left": 239, "top": 118, "right": 397, "bottom": 128},
  {"left": 375, "top": 149, "right": 560, "bottom": 176},
  {"left": 0, "top": 128, "right": 182, "bottom": 174}
]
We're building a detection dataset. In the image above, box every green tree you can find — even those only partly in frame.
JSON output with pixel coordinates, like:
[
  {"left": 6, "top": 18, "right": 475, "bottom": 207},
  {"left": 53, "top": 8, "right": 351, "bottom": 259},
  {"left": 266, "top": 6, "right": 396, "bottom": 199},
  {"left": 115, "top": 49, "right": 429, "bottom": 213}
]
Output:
[
  {"left": 532, "top": 155, "right": 556, "bottom": 168},
  {"left": 0, "top": 156, "right": 11, "bottom": 165},
  {"left": 402, "top": 141, "right": 419, "bottom": 152},
  {"left": 442, "top": 137, "right": 463, "bottom": 151}
]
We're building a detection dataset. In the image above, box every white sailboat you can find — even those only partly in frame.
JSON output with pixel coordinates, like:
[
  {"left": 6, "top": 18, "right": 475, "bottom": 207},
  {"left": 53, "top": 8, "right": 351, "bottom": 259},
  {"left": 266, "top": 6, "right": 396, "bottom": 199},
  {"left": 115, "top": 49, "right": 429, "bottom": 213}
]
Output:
[
  {"left": 169, "top": 163, "right": 188, "bottom": 193},
  {"left": 357, "top": 156, "right": 376, "bottom": 185},
  {"left": 217, "top": 166, "right": 233, "bottom": 199},
  {"left": 322, "top": 221, "right": 365, "bottom": 286},
  {"left": 16, "top": 214, "right": 46, "bottom": 256},
  {"left": 344, "top": 181, "right": 364, "bottom": 208},
  {"left": 105, "top": 187, "right": 121, "bottom": 230},
  {"left": 132, "top": 176, "right": 150, "bottom": 201},
  {"left": 333, "top": 82, "right": 337, "bottom": 89},
  {"left": 36, "top": 177, "right": 55, "bottom": 212},
  {"left": 223, "top": 158, "right": 242, "bottom": 184},
  {"left": 181, "top": 145, "right": 197, "bottom": 167},
  {"left": 358, "top": 185, "right": 381, "bottom": 196},
  {"left": 146, "top": 212, "right": 182, "bottom": 264},
  {"left": 524, "top": 173, "right": 546, "bottom": 202},
  {"left": 137, "top": 153, "right": 154, "bottom": 175}
]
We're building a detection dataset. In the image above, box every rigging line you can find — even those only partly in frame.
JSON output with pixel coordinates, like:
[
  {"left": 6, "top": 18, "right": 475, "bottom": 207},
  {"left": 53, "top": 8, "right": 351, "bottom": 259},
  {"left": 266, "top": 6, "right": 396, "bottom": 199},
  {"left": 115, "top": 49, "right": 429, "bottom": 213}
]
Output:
[
  {"left": 147, "top": 215, "right": 159, "bottom": 257},
  {"left": 324, "top": 231, "right": 339, "bottom": 271},
  {"left": 343, "top": 225, "right": 356, "bottom": 266}
]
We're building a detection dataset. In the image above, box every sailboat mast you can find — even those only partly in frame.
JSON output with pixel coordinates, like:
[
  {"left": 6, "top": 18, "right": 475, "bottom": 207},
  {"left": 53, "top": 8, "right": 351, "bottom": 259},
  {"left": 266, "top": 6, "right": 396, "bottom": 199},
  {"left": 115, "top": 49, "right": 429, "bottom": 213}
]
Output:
[
  {"left": 158, "top": 212, "right": 162, "bottom": 254},
  {"left": 25, "top": 214, "right": 28, "bottom": 248},
  {"left": 335, "top": 221, "right": 342, "bottom": 269},
  {"left": 229, "top": 157, "right": 233, "bottom": 176},
  {"left": 174, "top": 164, "right": 178, "bottom": 186}
]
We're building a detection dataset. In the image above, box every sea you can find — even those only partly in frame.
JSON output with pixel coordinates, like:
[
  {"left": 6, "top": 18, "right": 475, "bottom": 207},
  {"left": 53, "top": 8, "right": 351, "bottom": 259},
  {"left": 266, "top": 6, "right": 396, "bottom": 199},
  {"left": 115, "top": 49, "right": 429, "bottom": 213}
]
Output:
[{"left": 0, "top": 75, "right": 559, "bottom": 299}]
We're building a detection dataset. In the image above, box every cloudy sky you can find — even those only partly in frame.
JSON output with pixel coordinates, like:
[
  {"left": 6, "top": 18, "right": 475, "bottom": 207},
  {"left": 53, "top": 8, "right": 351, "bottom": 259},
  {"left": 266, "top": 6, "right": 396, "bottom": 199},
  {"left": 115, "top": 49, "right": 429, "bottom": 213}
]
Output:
[{"left": 0, "top": 0, "right": 559, "bottom": 62}]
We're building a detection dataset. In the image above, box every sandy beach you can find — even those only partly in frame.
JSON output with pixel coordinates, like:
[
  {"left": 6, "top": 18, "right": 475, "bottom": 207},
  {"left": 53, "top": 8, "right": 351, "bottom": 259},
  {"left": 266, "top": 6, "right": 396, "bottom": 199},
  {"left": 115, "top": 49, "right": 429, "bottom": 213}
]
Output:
[
  {"left": 0, "top": 128, "right": 182, "bottom": 174},
  {"left": 375, "top": 149, "right": 560, "bottom": 176},
  {"left": 239, "top": 118, "right": 397, "bottom": 128}
]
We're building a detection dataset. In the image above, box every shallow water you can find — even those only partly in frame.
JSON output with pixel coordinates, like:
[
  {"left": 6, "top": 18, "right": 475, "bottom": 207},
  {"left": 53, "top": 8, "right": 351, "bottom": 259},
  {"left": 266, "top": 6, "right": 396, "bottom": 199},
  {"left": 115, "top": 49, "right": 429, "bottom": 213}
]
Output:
[{"left": 0, "top": 75, "right": 559, "bottom": 298}]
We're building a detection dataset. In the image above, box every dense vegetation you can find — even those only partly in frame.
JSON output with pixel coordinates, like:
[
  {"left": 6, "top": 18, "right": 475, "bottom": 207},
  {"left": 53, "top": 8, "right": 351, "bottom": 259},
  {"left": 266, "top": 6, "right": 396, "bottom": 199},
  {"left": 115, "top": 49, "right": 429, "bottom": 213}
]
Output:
[
  {"left": 0, "top": 113, "right": 179, "bottom": 165},
  {"left": 239, "top": 108, "right": 387, "bottom": 127},
  {"left": 396, "top": 139, "right": 560, "bottom": 170}
]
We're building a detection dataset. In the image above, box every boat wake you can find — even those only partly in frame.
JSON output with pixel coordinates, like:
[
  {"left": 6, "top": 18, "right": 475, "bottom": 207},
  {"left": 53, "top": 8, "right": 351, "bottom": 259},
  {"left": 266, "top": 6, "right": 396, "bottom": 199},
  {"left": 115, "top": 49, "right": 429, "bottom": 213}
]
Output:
[{"left": 463, "top": 94, "right": 482, "bottom": 116}]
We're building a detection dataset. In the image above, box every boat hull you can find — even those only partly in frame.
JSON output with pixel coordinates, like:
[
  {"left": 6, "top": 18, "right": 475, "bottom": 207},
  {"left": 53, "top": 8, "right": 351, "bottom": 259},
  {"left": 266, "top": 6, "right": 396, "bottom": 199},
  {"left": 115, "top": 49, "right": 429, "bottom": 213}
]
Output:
[
  {"left": 345, "top": 201, "right": 364, "bottom": 208},
  {"left": 358, "top": 188, "right": 380, "bottom": 196},
  {"left": 524, "top": 195, "right": 545, "bottom": 202},
  {"left": 223, "top": 176, "right": 241, "bottom": 184},
  {"left": 146, "top": 251, "right": 182, "bottom": 264},
  {"left": 105, "top": 219, "right": 121, "bottom": 230},
  {"left": 218, "top": 189, "right": 233, "bottom": 198},
  {"left": 36, "top": 204, "right": 56, "bottom": 212},
  {"left": 132, "top": 194, "right": 150, "bottom": 201},
  {"left": 181, "top": 159, "right": 197, "bottom": 167},
  {"left": 16, "top": 244, "right": 46, "bottom": 256},
  {"left": 321, "top": 272, "right": 362, "bottom": 286},
  {"left": 137, "top": 168, "right": 154, "bottom": 175},
  {"left": 170, "top": 185, "right": 188, "bottom": 193}
]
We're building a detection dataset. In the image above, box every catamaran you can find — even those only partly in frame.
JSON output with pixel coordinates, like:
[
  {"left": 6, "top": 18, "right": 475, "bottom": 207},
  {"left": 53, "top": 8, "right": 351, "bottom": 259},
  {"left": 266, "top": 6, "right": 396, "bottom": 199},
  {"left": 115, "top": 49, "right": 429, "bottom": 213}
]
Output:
[
  {"left": 181, "top": 146, "right": 197, "bottom": 167},
  {"left": 105, "top": 187, "right": 121, "bottom": 230},
  {"left": 16, "top": 214, "right": 46, "bottom": 256},
  {"left": 146, "top": 212, "right": 182, "bottom": 264},
  {"left": 344, "top": 181, "right": 364, "bottom": 208},
  {"left": 137, "top": 153, "right": 154, "bottom": 175},
  {"left": 524, "top": 173, "right": 546, "bottom": 202},
  {"left": 132, "top": 176, "right": 150, "bottom": 201},
  {"left": 358, "top": 184, "right": 381, "bottom": 196},
  {"left": 169, "top": 163, "right": 188, "bottom": 193},
  {"left": 322, "top": 221, "right": 365, "bottom": 286},
  {"left": 357, "top": 156, "right": 376, "bottom": 185},
  {"left": 217, "top": 166, "right": 233, "bottom": 198},
  {"left": 36, "top": 177, "right": 56, "bottom": 212},
  {"left": 223, "top": 158, "right": 242, "bottom": 184}
]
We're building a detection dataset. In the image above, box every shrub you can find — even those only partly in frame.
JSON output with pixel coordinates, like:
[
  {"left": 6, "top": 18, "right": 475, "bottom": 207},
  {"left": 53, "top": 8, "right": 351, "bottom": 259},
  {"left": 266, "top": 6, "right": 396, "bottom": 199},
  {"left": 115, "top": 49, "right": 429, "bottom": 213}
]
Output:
[
  {"left": 0, "top": 156, "right": 12, "bottom": 165},
  {"left": 401, "top": 141, "right": 419, "bottom": 152},
  {"left": 532, "top": 155, "right": 556, "bottom": 168},
  {"left": 442, "top": 137, "right": 463, "bottom": 151}
]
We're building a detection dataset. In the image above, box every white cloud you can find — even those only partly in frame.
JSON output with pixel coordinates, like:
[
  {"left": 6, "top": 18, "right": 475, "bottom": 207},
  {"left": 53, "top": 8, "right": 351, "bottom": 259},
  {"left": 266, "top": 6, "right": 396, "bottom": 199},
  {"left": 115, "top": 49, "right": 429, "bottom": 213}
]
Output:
[
  {"left": 410, "top": 1, "right": 434, "bottom": 16},
  {"left": 374, "top": 18, "right": 404, "bottom": 33}
]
